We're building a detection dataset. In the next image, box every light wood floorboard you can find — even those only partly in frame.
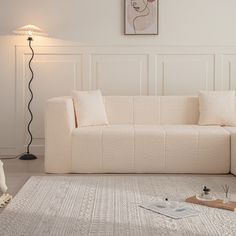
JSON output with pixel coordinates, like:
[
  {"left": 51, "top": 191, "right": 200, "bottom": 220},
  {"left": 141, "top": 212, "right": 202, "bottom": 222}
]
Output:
[{"left": 2, "top": 156, "right": 45, "bottom": 197}]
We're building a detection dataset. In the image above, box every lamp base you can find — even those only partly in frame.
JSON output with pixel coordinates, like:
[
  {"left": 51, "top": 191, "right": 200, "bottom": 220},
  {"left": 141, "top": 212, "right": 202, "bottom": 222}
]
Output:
[{"left": 19, "top": 153, "right": 37, "bottom": 160}]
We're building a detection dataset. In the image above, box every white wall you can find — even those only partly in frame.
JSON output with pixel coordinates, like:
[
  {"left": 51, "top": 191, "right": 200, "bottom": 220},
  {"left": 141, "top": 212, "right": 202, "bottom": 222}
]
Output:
[
  {"left": 1, "top": 0, "right": 236, "bottom": 45},
  {"left": 1, "top": 0, "right": 236, "bottom": 156}
]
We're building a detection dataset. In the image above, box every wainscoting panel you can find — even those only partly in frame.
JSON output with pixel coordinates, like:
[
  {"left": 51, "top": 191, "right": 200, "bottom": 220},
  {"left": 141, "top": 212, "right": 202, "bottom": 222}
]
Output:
[
  {"left": 25, "top": 55, "right": 82, "bottom": 141},
  {"left": 15, "top": 46, "right": 83, "bottom": 154},
  {"left": 91, "top": 54, "right": 148, "bottom": 95},
  {"left": 156, "top": 54, "right": 215, "bottom": 95},
  {"left": 222, "top": 54, "right": 236, "bottom": 90},
  {"left": 5, "top": 45, "right": 236, "bottom": 155}
]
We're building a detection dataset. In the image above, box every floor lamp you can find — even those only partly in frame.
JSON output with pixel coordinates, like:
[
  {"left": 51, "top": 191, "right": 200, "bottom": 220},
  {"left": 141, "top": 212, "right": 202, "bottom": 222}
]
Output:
[{"left": 14, "top": 25, "right": 47, "bottom": 160}]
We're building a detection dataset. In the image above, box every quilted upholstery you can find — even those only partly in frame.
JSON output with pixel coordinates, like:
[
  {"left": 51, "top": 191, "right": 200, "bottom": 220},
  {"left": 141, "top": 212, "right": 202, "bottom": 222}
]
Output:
[
  {"left": 45, "top": 96, "right": 233, "bottom": 174},
  {"left": 45, "top": 97, "right": 76, "bottom": 173},
  {"left": 104, "top": 96, "right": 199, "bottom": 125},
  {"left": 70, "top": 125, "right": 230, "bottom": 173},
  {"left": 223, "top": 127, "right": 236, "bottom": 175}
]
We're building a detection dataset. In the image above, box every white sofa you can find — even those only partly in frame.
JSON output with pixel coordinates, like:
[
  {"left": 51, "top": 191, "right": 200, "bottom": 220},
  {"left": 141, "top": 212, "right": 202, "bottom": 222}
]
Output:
[{"left": 45, "top": 96, "right": 236, "bottom": 174}]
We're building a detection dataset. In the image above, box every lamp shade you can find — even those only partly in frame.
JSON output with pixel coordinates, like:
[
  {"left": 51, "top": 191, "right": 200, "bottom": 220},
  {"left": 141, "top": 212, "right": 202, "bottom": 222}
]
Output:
[{"left": 13, "top": 25, "right": 47, "bottom": 37}]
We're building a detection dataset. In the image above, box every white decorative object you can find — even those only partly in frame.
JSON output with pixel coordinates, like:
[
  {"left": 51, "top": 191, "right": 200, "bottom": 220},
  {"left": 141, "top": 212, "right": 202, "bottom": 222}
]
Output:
[
  {"left": 198, "top": 91, "right": 236, "bottom": 126},
  {"left": 45, "top": 95, "right": 235, "bottom": 174},
  {"left": 0, "top": 160, "right": 11, "bottom": 208},
  {"left": 0, "top": 161, "right": 7, "bottom": 193},
  {"left": 0, "top": 194, "right": 12, "bottom": 208},
  {"left": 0, "top": 175, "right": 236, "bottom": 235},
  {"left": 72, "top": 90, "right": 108, "bottom": 127}
]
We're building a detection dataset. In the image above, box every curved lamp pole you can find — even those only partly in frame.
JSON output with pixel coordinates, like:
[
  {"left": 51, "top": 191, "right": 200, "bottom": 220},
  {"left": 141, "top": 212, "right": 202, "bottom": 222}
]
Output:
[{"left": 14, "top": 25, "right": 46, "bottom": 160}]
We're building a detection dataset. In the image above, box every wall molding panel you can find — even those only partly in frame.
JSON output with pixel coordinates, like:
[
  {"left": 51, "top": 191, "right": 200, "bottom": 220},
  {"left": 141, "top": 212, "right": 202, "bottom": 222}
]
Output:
[
  {"left": 221, "top": 54, "right": 236, "bottom": 90},
  {"left": 155, "top": 54, "right": 215, "bottom": 95},
  {"left": 1, "top": 45, "right": 236, "bottom": 155},
  {"left": 91, "top": 53, "right": 148, "bottom": 95}
]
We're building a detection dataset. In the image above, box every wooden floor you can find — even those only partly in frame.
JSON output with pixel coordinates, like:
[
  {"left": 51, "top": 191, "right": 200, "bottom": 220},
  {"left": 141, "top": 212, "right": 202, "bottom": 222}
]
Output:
[
  {"left": 2, "top": 156, "right": 45, "bottom": 197},
  {"left": 1, "top": 156, "right": 236, "bottom": 199}
]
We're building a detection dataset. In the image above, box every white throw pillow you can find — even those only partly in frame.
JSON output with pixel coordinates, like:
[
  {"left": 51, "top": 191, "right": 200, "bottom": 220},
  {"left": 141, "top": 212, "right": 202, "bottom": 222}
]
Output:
[
  {"left": 72, "top": 90, "right": 108, "bottom": 127},
  {"left": 198, "top": 90, "right": 236, "bottom": 126}
]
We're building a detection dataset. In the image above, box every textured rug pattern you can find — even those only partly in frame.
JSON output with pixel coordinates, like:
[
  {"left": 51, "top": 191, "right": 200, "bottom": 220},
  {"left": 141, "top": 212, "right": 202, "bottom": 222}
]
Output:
[{"left": 0, "top": 175, "right": 236, "bottom": 236}]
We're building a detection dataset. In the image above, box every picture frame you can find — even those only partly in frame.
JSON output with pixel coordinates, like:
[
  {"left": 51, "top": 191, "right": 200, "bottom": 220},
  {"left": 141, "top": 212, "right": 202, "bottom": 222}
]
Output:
[{"left": 124, "top": 0, "right": 159, "bottom": 35}]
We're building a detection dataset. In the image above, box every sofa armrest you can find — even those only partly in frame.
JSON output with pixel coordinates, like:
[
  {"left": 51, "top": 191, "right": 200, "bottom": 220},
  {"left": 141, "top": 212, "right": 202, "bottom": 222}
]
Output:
[
  {"left": 224, "top": 127, "right": 236, "bottom": 175},
  {"left": 45, "top": 97, "right": 76, "bottom": 173}
]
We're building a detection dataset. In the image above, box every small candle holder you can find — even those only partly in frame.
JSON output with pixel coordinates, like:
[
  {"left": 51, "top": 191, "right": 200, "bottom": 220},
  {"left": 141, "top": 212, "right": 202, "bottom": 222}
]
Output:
[
  {"left": 196, "top": 186, "right": 216, "bottom": 201},
  {"left": 222, "top": 184, "right": 230, "bottom": 203}
]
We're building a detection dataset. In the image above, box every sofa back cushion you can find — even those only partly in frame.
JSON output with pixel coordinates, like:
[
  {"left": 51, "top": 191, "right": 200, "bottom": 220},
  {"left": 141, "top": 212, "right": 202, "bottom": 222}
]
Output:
[
  {"left": 103, "top": 96, "right": 199, "bottom": 125},
  {"left": 160, "top": 96, "right": 199, "bottom": 124}
]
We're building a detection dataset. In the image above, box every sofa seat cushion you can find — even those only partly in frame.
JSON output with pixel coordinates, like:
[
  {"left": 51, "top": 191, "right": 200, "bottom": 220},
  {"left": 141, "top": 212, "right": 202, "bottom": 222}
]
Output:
[
  {"left": 134, "top": 125, "right": 165, "bottom": 172},
  {"left": 164, "top": 125, "right": 230, "bottom": 173},
  {"left": 71, "top": 125, "right": 230, "bottom": 173},
  {"left": 72, "top": 125, "right": 134, "bottom": 173}
]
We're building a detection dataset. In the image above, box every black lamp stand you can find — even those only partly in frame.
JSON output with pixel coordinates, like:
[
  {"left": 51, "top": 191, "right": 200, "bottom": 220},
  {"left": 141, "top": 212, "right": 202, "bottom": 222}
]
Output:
[{"left": 19, "top": 36, "right": 37, "bottom": 160}]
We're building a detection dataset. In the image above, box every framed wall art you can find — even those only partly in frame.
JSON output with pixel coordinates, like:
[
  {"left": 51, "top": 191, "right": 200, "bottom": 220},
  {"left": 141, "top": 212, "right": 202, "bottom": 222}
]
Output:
[{"left": 124, "top": 0, "right": 159, "bottom": 35}]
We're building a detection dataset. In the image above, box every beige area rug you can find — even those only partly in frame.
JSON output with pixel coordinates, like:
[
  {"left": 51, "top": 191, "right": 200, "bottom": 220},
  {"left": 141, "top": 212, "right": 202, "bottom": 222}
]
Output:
[{"left": 0, "top": 175, "right": 236, "bottom": 236}]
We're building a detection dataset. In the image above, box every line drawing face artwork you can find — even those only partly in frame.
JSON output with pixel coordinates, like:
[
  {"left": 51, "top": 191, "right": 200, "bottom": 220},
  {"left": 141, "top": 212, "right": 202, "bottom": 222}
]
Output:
[{"left": 125, "top": 0, "right": 158, "bottom": 35}]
